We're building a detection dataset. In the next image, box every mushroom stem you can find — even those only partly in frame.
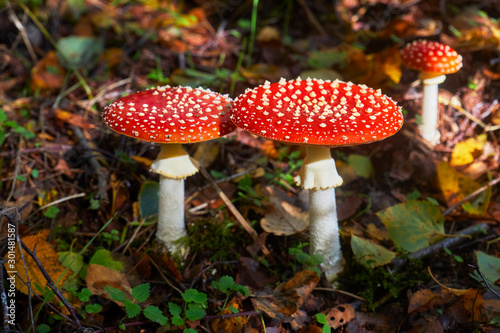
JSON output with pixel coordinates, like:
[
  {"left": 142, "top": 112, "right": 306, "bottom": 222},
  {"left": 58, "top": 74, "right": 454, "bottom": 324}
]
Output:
[
  {"left": 294, "top": 145, "right": 343, "bottom": 190},
  {"left": 418, "top": 73, "right": 446, "bottom": 145},
  {"left": 309, "top": 187, "right": 343, "bottom": 281},
  {"left": 157, "top": 176, "right": 187, "bottom": 251},
  {"left": 151, "top": 143, "right": 200, "bottom": 252},
  {"left": 295, "top": 145, "right": 344, "bottom": 281}
]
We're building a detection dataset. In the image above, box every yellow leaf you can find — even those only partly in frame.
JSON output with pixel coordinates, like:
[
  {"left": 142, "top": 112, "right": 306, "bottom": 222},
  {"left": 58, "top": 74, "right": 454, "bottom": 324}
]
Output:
[
  {"left": 450, "top": 134, "right": 487, "bottom": 166},
  {"left": 37, "top": 189, "right": 58, "bottom": 208},
  {"left": 5, "top": 230, "right": 68, "bottom": 296},
  {"left": 436, "top": 161, "right": 491, "bottom": 215}
]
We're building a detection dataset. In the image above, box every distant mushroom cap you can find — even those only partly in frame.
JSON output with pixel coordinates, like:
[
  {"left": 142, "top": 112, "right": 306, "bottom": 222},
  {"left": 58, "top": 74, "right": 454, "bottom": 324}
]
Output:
[
  {"left": 231, "top": 78, "right": 403, "bottom": 146},
  {"left": 102, "top": 85, "right": 235, "bottom": 143},
  {"left": 400, "top": 40, "right": 463, "bottom": 74}
]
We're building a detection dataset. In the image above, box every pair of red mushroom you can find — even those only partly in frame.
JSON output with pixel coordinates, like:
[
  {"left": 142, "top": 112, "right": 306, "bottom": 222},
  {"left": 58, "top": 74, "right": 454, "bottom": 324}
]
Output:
[{"left": 102, "top": 78, "right": 403, "bottom": 280}]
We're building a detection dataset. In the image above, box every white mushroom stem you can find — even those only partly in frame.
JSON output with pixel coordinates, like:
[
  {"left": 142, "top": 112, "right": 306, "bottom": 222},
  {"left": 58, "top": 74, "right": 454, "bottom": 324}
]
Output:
[
  {"left": 150, "top": 143, "right": 200, "bottom": 252},
  {"left": 294, "top": 145, "right": 343, "bottom": 281},
  {"left": 419, "top": 73, "right": 446, "bottom": 145},
  {"left": 157, "top": 176, "right": 186, "bottom": 252},
  {"left": 309, "top": 187, "right": 343, "bottom": 281}
]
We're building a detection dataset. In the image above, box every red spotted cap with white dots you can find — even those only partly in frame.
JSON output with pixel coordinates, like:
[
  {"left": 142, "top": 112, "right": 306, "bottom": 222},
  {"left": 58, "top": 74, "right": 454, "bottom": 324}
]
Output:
[
  {"left": 231, "top": 78, "right": 403, "bottom": 146},
  {"left": 102, "top": 86, "right": 235, "bottom": 143},
  {"left": 400, "top": 40, "right": 463, "bottom": 74}
]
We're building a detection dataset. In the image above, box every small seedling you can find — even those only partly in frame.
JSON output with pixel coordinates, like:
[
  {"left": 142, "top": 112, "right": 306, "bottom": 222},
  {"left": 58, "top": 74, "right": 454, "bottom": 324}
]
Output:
[
  {"left": 0, "top": 108, "right": 35, "bottom": 145},
  {"left": 289, "top": 243, "right": 323, "bottom": 276},
  {"left": 212, "top": 276, "right": 250, "bottom": 313},
  {"left": 444, "top": 247, "right": 464, "bottom": 263},
  {"left": 264, "top": 148, "right": 303, "bottom": 189},
  {"left": 167, "top": 289, "right": 208, "bottom": 332},
  {"left": 105, "top": 283, "right": 168, "bottom": 326},
  {"left": 237, "top": 175, "right": 264, "bottom": 207},
  {"left": 315, "top": 313, "right": 331, "bottom": 333}
]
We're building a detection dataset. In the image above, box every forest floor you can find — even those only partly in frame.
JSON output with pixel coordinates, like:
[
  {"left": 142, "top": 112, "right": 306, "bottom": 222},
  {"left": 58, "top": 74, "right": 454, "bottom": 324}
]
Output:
[{"left": 1, "top": 0, "right": 500, "bottom": 332}]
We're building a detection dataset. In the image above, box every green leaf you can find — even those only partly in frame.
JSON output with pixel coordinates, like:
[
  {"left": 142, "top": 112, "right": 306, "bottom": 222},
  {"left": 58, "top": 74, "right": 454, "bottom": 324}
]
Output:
[
  {"left": 171, "top": 314, "right": 184, "bottom": 326},
  {"left": 213, "top": 276, "right": 234, "bottom": 293},
  {"left": 144, "top": 305, "right": 168, "bottom": 325},
  {"left": 185, "top": 303, "right": 206, "bottom": 321},
  {"left": 348, "top": 154, "right": 373, "bottom": 178},
  {"left": 0, "top": 109, "right": 7, "bottom": 122},
  {"left": 77, "top": 288, "right": 91, "bottom": 302},
  {"left": 139, "top": 181, "right": 159, "bottom": 220},
  {"left": 182, "top": 289, "right": 207, "bottom": 305},
  {"left": 307, "top": 49, "right": 346, "bottom": 69},
  {"left": 58, "top": 251, "right": 84, "bottom": 275},
  {"left": 234, "top": 284, "right": 251, "bottom": 297},
  {"left": 351, "top": 235, "right": 396, "bottom": 268},
  {"left": 228, "top": 305, "right": 239, "bottom": 313},
  {"left": 31, "top": 169, "right": 39, "bottom": 178},
  {"left": 315, "top": 313, "right": 327, "bottom": 324},
  {"left": 407, "top": 190, "right": 421, "bottom": 201},
  {"left": 132, "top": 283, "right": 150, "bottom": 303},
  {"left": 377, "top": 200, "right": 444, "bottom": 252},
  {"left": 476, "top": 251, "right": 500, "bottom": 285},
  {"left": 104, "top": 285, "right": 125, "bottom": 303},
  {"left": 0, "top": 128, "right": 5, "bottom": 145},
  {"left": 37, "top": 324, "right": 51, "bottom": 333},
  {"left": 85, "top": 303, "right": 102, "bottom": 313},
  {"left": 125, "top": 299, "right": 141, "bottom": 318},
  {"left": 184, "top": 329, "right": 198, "bottom": 333},
  {"left": 44, "top": 206, "right": 59, "bottom": 218},
  {"left": 426, "top": 197, "right": 440, "bottom": 206},
  {"left": 168, "top": 302, "right": 182, "bottom": 316},
  {"left": 89, "top": 249, "right": 124, "bottom": 272},
  {"left": 56, "top": 36, "right": 104, "bottom": 70}
]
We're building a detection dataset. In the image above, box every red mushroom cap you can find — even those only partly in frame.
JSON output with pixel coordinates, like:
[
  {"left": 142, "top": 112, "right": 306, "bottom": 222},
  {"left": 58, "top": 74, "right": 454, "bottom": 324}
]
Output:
[
  {"left": 231, "top": 78, "right": 403, "bottom": 146},
  {"left": 102, "top": 86, "right": 235, "bottom": 143},
  {"left": 400, "top": 40, "right": 463, "bottom": 74}
]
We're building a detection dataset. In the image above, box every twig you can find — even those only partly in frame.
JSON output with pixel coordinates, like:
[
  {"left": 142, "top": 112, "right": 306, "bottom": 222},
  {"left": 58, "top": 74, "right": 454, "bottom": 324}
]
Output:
[
  {"left": 121, "top": 217, "right": 147, "bottom": 255},
  {"left": 392, "top": 223, "right": 489, "bottom": 272},
  {"left": 468, "top": 264, "right": 500, "bottom": 299},
  {"left": 20, "top": 242, "right": 85, "bottom": 332},
  {"left": 150, "top": 258, "right": 184, "bottom": 295},
  {"left": 204, "top": 310, "right": 260, "bottom": 321},
  {"left": 32, "top": 192, "right": 86, "bottom": 214},
  {"left": 6, "top": 2, "right": 37, "bottom": 63},
  {"left": 87, "top": 78, "right": 132, "bottom": 109},
  {"left": 72, "top": 126, "right": 109, "bottom": 203},
  {"left": 199, "top": 167, "right": 258, "bottom": 241},
  {"left": 443, "top": 176, "right": 500, "bottom": 215},
  {"left": 314, "top": 287, "right": 366, "bottom": 301},
  {"left": 297, "top": 0, "right": 327, "bottom": 36},
  {"left": 0, "top": 144, "right": 73, "bottom": 157}
]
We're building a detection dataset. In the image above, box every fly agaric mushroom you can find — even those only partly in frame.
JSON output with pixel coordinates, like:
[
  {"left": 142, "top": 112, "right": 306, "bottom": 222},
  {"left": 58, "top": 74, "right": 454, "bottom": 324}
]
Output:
[
  {"left": 400, "top": 40, "right": 462, "bottom": 144},
  {"left": 231, "top": 78, "right": 403, "bottom": 281},
  {"left": 102, "top": 86, "right": 235, "bottom": 252}
]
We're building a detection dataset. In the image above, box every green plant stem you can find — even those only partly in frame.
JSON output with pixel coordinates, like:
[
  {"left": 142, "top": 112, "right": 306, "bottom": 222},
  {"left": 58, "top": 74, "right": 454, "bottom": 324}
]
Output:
[{"left": 246, "top": 0, "right": 259, "bottom": 67}]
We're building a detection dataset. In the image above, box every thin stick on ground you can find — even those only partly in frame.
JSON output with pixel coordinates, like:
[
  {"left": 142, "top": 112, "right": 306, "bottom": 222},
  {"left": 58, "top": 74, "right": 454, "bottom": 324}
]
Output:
[
  {"left": 72, "top": 126, "right": 109, "bottom": 203},
  {"left": 20, "top": 242, "right": 85, "bottom": 332},
  {"left": 199, "top": 166, "right": 258, "bottom": 241},
  {"left": 443, "top": 176, "right": 500, "bottom": 215}
]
